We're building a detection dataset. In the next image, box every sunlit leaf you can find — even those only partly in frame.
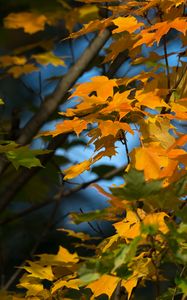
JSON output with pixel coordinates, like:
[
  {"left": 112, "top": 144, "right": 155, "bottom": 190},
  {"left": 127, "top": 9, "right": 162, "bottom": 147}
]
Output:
[
  {"left": 63, "top": 159, "right": 92, "bottom": 180},
  {"left": 87, "top": 274, "right": 120, "bottom": 299},
  {"left": 22, "top": 262, "right": 54, "bottom": 281},
  {"left": 4, "top": 12, "right": 49, "bottom": 34},
  {"left": 32, "top": 52, "right": 65, "bottom": 67}
]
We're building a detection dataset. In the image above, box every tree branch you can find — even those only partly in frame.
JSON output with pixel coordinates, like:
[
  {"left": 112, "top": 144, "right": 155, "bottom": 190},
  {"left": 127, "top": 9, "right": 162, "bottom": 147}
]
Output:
[
  {"left": 0, "top": 28, "right": 111, "bottom": 176},
  {"left": 0, "top": 165, "right": 125, "bottom": 226}
]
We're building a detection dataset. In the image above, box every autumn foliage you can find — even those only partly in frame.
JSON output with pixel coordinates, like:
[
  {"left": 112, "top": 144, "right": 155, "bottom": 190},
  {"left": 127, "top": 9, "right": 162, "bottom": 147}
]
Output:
[{"left": 0, "top": 0, "right": 187, "bottom": 299}]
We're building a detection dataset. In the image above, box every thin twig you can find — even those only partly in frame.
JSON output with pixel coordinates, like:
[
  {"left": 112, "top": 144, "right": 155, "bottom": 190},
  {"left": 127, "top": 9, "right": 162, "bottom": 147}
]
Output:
[
  {"left": 120, "top": 130, "right": 130, "bottom": 164},
  {"left": 79, "top": 208, "right": 105, "bottom": 236},
  {"left": 163, "top": 35, "right": 171, "bottom": 90},
  {"left": 0, "top": 165, "right": 126, "bottom": 226}
]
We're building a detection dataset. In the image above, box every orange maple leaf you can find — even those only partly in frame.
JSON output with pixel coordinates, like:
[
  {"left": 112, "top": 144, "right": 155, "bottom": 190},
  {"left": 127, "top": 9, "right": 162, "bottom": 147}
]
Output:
[
  {"left": 134, "top": 18, "right": 187, "bottom": 47},
  {"left": 131, "top": 145, "right": 168, "bottom": 180},
  {"left": 4, "top": 12, "right": 49, "bottom": 34},
  {"left": 70, "top": 76, "right": 117, "bottom": 100},
  {"left": 41, "top": 118, "right": 88, "bottom": 137},
  {"left": 112, "top": 16, "right": 144, "bottom": 34},
  {"left": 98, "top": 120, "right": 134, "bottom": 137}
]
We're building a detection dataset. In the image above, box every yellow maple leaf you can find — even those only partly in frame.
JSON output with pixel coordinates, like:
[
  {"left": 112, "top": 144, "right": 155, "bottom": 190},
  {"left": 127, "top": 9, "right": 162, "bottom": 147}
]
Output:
[
  {"left": 51, "top": 278, "right": 80, "bottom": 294},
  {"left": 114, "top": 210, "right": 141, "bottom": 240},
  {"left": 58, "top": 228, "right": 91, "bottom": 241},
  {"left": 38, "top": 246, "right": 79, "bottom": 265},
  {"left": 79, "top": 5, "right": 99, "bottom": 18},
  {"left": 87, "top": 274, "right": 120, "bottom": 299},
  {"left": 4, "top": 12, "right": 49, "bottom": 34},
  {"left": 140, "top": 116, "right": 175, "bottom": 149},
  {"left": 101, "top": 234, "right": 119, "bottom": 253},
  {"left": 121, "top": 274, "right": 138, "bottom": 300},
  {"left": 113, "top": 16, "right": 144, "bottom": 34},
  {"left": 32, "top": 52, "right": 65, "bottom": 67},
  {"left": 23, "top": 262, "right": 54, "bottom": 281},
  {"left": 8, "top": 64, "right": 38, "bottom": 78},
  {"left": 63, "top": 159, "right": 92, "bottom": 180},
  {"left": 143, "top": 212, "right": 169, "bottom": 234},
  {"left": 18, "top": 274, "right": 43, "bottom": 297},
  {"left": 0, "top": 55, "right": 27, "bottom": 67}
]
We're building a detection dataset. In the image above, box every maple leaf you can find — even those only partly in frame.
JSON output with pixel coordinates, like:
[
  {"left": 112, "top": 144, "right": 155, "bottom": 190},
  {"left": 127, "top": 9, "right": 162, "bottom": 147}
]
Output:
[
  {"left": 70, "top": 76, "right": 117, "bottom": 100},
  {"left": 111, "top": 169, "right": 162, "bottom": 201},
  {"left": 101, "top": 234, "right": 119, "bottom": 253},
  {"left": 0, "top": 143, "right": 44, "bottom": 170},
  {"left": 112, "top": 16, "right": 144, "bottom": 34},
  {"left": 98, "top": 120, "right": 134, "bottom": 137},
  {"left": 8, "top": 64, "right": 38, "bottom": 78},
  {"left": 18, "top": 275, "right": 43, "bottom": 297},
  {"left": 114, "top": 210, "right": 141, "bottom": 240},
  {"left": 143, "top": 212, "right": 169, "bottom": 234},
  {"left": 63, "top": 159, "right": 92, "bottom": 180},
  {"left": 4, "top": 12, "right": 49, "bottom": 34},
  {"left": 140, "top": 116, "right": 175, "bottom": 149},
  {"left": 32, "top": 52, "right": 65, "bottom": 67},
  {"left": 79, "top": 5, "right": 99, "bottom": 19},
  {"left": 103, "top": 35, "right": 134, "bottom": 63},
  {"left": 100, "top": 91, "right": 133, "bottom": 119},
  {"left": 51, "top": 278, "right": 80, "bottom": 294},
  {"left": 170, "top": 98, "right": 187, "bottom": 120},
  {"left": 37, "top": 246, "right": 79, "bottom": 265},
  {"left": 69, "top": 18, "right": 113, "bottom": 38},
  {"left": 135, "top": 90, "right": 169, "bottom": 109},
  {"left": 134, "top": 18, "right": 187, "bottom": 47},
  {"left": 87, "top": 274, "right": 120, "bottom": 299},
  {"left": 59, "top": 228, "right": 91, "bottom": 241},
  {"left": 131, "top": 145, "right": 169, "bottom": 180},
  {"left": 42, "top": 118, "right": 88, "bottom": 137},
  {"left": 22, "top": 262, "right": 54, "bottom": 281},
  {"left": 121, "top": 275, "right": 138, "bottom": 300},
  {"left": 0, "top": 55, "right": 27, "bottom": 67},
  {"left": 92, "top": 134, "right": 118, "bottom": 159}
]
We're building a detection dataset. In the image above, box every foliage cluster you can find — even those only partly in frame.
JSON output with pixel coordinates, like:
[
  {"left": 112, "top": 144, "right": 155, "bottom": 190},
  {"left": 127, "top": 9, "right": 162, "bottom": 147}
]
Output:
[{"left": 0, "top": 0, "right": 187, "bottom": 299}]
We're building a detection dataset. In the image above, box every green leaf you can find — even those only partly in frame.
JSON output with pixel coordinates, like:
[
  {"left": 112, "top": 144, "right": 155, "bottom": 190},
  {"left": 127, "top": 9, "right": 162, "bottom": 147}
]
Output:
[
  {"left": 176, "top": 278, "right": 187, "bottom": 296},
  {"left": 79, "top": 273, "right": 100, "bottom": 285},
  {"left": 6, "top": 146, "right": 43, "bottom": 170},
  {"left": 112, "top": 237, "right": 140, "bottom": 274},
  {"left": 0, "top": 98, "right": 4, "bottom": 105},
  {"left": 71, "top": 209, "right": 109, "bottom": 224},
  {"left": 110, "top": 169, "right": 162, "bottom": 201}
]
